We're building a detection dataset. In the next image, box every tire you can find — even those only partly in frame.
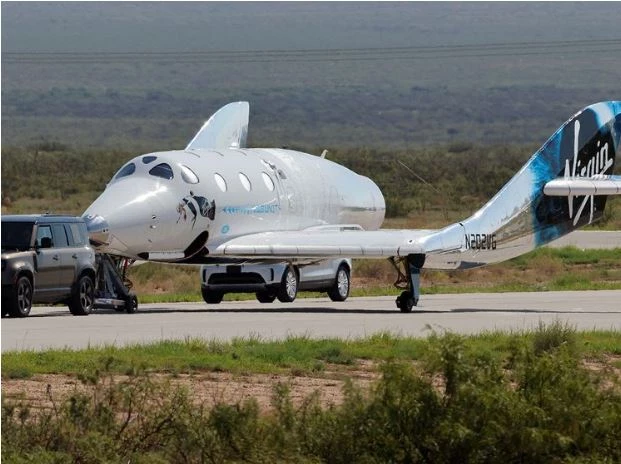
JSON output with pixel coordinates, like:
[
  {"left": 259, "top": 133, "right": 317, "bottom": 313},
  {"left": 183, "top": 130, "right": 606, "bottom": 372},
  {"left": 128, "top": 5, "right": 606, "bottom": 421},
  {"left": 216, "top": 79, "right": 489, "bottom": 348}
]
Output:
[
  {"left": 125, "top": 294, "right": 138, "bottom": 314},
  {"left": 396, "top": 290, "right": 416, "bottom": 313},
  {"left": 328, "top": 264, "right": 350, "bottom": 302},
  {"left": 202, "top": 287, "right": 224, "bottom": 304},
  {"left": 8, "top": 276, "right": 33, "bottom": 318},
  {"left": 68, "top": 275, "right": 94, "bottom": 316},
  {"left": 277, "top": 266, "right": 298, "bottom": 303},
  {"left": 256, "top": 290, "right": 276, "bottom": 303}
]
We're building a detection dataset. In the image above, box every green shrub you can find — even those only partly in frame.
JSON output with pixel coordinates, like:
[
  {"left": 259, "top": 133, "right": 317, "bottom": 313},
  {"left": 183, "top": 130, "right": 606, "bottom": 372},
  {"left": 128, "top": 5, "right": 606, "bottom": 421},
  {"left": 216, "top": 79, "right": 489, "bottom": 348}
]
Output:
[{"left": 3, "top": 330, "right": 620, "bottom": 463}]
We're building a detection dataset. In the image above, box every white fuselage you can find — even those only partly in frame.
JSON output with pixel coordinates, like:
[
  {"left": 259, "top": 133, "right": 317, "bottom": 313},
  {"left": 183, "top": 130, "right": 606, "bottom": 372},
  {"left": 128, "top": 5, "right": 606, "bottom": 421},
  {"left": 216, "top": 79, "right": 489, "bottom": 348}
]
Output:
[{"left": 83, "top": 148, "right": 385, "bottom": 261}]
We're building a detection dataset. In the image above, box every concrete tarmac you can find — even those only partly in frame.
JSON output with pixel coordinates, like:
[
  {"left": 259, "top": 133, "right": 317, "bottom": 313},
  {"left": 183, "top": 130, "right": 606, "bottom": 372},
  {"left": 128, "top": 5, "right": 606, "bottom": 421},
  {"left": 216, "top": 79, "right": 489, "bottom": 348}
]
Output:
[
  {"left": 547, "top": 230, "right": 621, "bottom": 249},
  {"left": 2, "top": 291, "right": 619, "bottom": 352}
]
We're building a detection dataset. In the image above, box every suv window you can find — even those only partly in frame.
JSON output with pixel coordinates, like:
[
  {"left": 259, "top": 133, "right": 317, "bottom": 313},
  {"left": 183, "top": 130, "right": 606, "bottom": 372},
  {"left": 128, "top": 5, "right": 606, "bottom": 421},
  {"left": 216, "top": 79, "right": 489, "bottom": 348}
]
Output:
[
  {"left": 67, "top": 223, "right": 87, "bottom": 246},
  {"left": 52, "top": 224, "right": 69, "bottom": 247},
  {"left": 1, "top": 221, "right": 34, "bottom": 251},
  {"left": 36, "top": 225, "right": 53, "bottom": 248}
]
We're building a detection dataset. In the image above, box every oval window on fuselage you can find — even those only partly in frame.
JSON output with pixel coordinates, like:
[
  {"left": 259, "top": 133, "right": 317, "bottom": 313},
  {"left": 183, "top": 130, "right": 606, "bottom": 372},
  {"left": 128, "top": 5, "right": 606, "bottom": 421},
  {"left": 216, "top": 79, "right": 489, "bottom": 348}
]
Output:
[
  {"left": 180, "top": 165, "right": 199, "bottom": 184},
  {"left": 214, "top": 173, "right": 227, "bottom": 192},
  {"left": 238, "top": 172, "right": 252, "bottom": 191},
  {"left": 149, "top": 163, "right": 174, "bottom": 180},
  {"left": 261, "top": 172, "right": 275, "bottom": 191}
]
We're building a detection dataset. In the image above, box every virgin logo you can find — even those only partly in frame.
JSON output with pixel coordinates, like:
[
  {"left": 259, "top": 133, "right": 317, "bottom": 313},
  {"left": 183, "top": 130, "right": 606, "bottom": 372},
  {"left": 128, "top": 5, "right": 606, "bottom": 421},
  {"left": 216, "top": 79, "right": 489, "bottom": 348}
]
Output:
[{"left": 564, "top": 120, "right": 613, "bottom": 225}]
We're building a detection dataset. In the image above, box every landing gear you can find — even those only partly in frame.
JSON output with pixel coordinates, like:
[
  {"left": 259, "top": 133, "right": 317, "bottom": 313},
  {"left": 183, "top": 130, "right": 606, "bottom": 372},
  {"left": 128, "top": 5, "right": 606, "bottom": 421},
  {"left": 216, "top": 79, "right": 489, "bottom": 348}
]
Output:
[
  {"left": 125, "top": 293, "right": 139, "bottom": 313},
  {"left": 396, "top": 291, "right": 416, "bottom": 313},
  {"left": 93, "top": 254, "right": 138, "bottom": 313},
  {"left": 391, "top": 254, "right": 425, "bottom": 313}
]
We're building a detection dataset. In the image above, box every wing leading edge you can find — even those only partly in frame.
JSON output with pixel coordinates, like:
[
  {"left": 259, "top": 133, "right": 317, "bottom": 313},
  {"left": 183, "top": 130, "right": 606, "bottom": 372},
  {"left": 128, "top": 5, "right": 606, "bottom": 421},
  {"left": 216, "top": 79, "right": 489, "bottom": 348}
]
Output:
[
  {"left": 215, "top": 229, "right": 427, "bottom": 258},
  {"left": 212, "top": 224, "right": 468, "bottom": 261}
]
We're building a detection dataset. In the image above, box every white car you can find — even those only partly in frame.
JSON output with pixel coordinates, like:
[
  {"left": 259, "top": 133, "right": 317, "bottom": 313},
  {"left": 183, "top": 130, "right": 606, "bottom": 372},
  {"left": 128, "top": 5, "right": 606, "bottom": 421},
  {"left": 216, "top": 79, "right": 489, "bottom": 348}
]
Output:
[{"left": 200, "top": 259, "right": 352, "bottom": 304}]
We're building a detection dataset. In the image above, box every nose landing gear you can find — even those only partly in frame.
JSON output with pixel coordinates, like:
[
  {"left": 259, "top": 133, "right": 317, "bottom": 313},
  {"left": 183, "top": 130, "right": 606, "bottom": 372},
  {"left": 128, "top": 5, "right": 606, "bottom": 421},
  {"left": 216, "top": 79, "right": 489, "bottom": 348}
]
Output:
[
  {"left": 391, "top": 254, "right": 426, "bottom": 313},
  {"left": 93, "top": 254, "right": 139, "bottom": 314}
]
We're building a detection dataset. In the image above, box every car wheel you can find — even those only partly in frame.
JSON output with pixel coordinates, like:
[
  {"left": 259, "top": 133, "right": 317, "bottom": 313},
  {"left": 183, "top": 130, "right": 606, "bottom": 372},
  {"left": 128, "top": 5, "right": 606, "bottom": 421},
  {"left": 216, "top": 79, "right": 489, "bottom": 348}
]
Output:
[
  {"left": 277, "top": 266, "right": 298, "bottom": 303},
  {"left": 256, "top": 290, "right": 276, "bottom": 303},
  {"left": 328, "top": 264, "right": 350, "bottom": 302},
  {"left": 202, "top": 287, "right": 223, "bottom": 304},
  {"left": 9, "top": 276, "right": 33, "bottom": 318},
  {"left": 68, "top": 275, "right": 94, "bottom": 316},
  {"left": 125, "top": 294, "right": 138, "bottom": 314}
]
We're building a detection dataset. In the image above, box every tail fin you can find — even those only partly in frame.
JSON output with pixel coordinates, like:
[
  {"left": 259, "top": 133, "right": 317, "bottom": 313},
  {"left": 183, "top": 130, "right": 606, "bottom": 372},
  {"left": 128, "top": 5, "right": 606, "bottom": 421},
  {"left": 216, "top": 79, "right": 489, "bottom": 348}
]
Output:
[
  {"left": 185, "top": 101, "right": 249, "bottom": 151},
  {"left": 461, "top": 101, "right": 621, "bottom": 254}
]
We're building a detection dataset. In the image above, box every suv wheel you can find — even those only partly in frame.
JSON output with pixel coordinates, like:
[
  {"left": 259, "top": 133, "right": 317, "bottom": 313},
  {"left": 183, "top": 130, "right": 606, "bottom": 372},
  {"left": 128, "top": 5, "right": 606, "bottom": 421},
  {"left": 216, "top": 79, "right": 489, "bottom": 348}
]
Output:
[
  {"left": 68, "top": 275, "right": 94, "bottom": 316},
  {"left": 256, "top": 290, "right": 276, "bottom": 303},
  {"left": 277, "top": 266, "right": 298, "bottom": 303},
  {"left": 9, "top": 276, "right": 33, "bottom": 318},
  {"left": 202, "top": 287, "right": 223, "bottom": 304},
  {"left": 328, "top": 264, "right": 350, "bottom": 302}
]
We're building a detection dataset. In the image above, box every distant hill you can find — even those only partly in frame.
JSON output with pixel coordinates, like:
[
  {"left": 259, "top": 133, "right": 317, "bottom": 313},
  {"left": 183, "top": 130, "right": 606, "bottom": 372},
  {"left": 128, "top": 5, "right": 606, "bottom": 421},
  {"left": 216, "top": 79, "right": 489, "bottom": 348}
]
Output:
[{"left": 2, "top": 2, "right": 620, "bottom": 148}]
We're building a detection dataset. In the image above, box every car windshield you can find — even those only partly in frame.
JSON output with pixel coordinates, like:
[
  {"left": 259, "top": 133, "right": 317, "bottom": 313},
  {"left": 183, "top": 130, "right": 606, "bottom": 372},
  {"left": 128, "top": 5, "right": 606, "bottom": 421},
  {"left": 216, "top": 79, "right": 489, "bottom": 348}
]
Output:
[{"left": 1, "top": 221, "right": 34, "bottom": 251}]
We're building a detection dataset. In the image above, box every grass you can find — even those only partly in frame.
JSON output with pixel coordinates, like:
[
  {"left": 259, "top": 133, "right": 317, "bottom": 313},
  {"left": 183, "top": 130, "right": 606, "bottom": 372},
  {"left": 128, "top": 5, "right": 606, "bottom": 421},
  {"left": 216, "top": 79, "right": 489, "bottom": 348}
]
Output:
[{"left": 3, "top": 327, "right": 620, "bottom": 380}]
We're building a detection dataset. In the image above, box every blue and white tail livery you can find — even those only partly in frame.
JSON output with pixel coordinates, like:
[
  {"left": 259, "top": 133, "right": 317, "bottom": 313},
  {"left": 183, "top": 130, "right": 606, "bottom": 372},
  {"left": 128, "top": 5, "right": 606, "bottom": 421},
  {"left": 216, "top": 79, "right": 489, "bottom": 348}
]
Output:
[
  {"left": 83, "top": 101, "right": 621, "bottom": 311},
  {"left": 448, "top": 101, "right": 621, "bottom": 269}
]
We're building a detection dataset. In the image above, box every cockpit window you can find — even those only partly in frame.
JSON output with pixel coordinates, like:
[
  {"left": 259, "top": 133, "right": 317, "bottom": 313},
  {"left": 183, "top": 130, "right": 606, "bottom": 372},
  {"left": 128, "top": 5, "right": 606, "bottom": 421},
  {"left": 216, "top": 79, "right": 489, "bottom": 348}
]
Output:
[
  {"left": 142, "top": 155, "right": 157, "bottom": 164},
  {"left": 180, "top": 165, "right": 199, "bottom": 184},
  {"left": 149, "top": 163, "right": 174, "bottom": 180},
  {"left": 114, "top": 163, "right": 136, "bottom": 180}
]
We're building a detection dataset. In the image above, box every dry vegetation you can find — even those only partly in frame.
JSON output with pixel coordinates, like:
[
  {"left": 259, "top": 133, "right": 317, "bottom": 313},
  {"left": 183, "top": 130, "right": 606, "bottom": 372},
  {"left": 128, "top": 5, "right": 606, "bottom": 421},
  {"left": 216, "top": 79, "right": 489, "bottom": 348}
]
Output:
[{"left": 3, "top": 326, "right": 621, "bottom": 463}]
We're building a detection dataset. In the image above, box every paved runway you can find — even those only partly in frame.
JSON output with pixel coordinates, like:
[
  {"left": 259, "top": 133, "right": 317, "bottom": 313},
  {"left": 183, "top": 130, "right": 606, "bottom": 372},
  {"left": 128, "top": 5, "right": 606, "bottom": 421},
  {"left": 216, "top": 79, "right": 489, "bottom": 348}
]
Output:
[
  {"left": 2, "top": 291, "right": 619, "bottom": 352},
  {"left": 547, "top": 230, "right": 621, "bottom": 249}
]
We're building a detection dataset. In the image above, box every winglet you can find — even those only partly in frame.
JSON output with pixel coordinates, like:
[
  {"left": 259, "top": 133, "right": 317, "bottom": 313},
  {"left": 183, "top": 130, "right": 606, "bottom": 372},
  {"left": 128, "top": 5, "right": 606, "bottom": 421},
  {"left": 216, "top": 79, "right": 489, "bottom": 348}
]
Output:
[{"left": 186, "top": 101, "right": 249, "bottom": 150}]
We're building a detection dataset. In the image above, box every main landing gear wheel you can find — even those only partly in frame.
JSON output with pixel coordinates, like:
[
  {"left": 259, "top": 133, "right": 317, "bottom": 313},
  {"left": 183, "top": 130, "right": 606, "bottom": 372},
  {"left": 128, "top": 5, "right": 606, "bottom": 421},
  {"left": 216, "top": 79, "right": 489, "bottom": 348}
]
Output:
[
  {"left": 277, "top": 266, "right": 298, "bottom": 303},
  {"left": 396, "top": 291, "right": 417, "bottom": 313},
  {"left": 256, "top": 290, "right": 277, "bottom": 303},
  {"left": 328, "top": 264, "right": 350, "bottom": 302},
  {"left": 202, "top": 287, "right": 224, "bottom": 304},
  {"left": 392, "top": 254, "right": 425, "bottom": 313}
]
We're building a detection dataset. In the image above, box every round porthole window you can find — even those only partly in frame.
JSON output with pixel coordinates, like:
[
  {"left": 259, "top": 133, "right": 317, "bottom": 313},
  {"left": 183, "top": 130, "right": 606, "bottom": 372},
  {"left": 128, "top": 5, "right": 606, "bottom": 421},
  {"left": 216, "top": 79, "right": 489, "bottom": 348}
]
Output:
[
  {"left": 238, "top": 172, "right": 252, "bottom": 191},
  {"left": 261, "top": 172, "right": 275, "bottom": 191},
  {"left": 214, "top": 173, "right": 227, "bottom": 192}
]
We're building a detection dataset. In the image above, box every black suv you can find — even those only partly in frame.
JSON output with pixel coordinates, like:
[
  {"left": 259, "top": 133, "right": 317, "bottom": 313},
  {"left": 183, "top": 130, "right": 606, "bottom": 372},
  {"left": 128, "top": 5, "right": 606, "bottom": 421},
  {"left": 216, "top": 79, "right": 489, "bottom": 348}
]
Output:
[{"left": 1, "top": 215, "right": 97, "bottom": 317}]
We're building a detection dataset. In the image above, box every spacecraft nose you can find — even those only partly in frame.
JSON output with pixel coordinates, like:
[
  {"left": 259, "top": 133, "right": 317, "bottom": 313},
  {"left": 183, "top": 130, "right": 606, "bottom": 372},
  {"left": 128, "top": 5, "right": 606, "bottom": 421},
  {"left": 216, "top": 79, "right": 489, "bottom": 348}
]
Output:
[{"left": 84, "top": 214, "right": 110, "bottom": 247}]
